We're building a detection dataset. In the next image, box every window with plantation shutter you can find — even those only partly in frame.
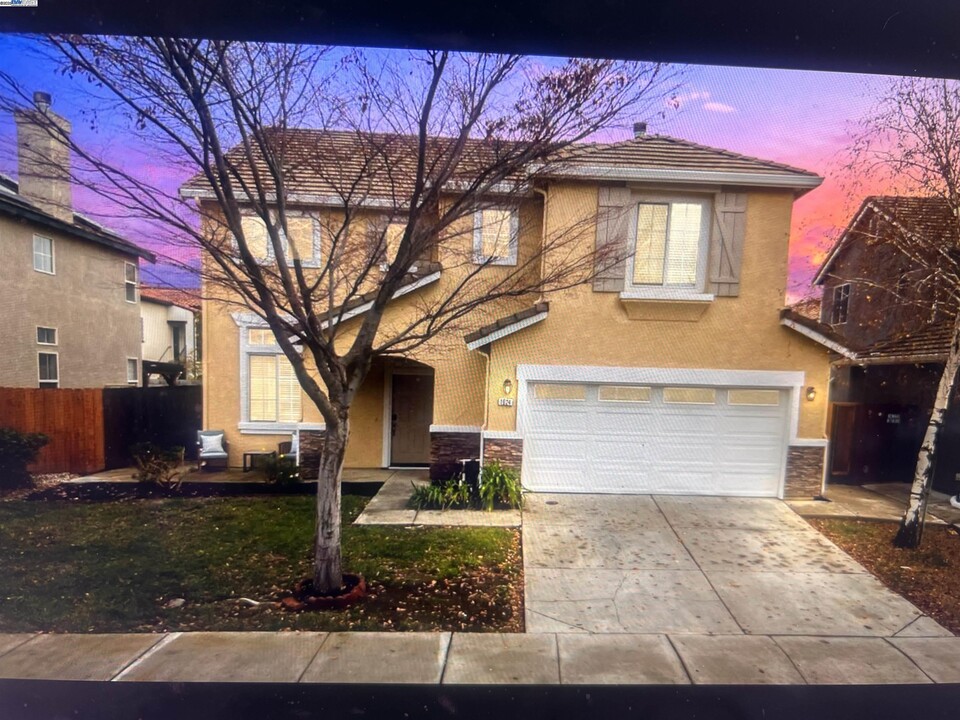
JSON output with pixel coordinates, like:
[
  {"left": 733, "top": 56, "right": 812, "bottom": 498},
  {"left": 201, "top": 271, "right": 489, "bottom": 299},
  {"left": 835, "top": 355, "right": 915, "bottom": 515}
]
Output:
[
  {"left": 282, "top": 216, "right": 317, "bottom": 265},
  {"left": 241, "top": 216, "right": 270, "bottom": 260},
  {"left": 631, "top": 201, "right": 705, "bottom": 288},
  {"left": 248, "top": 353, "right": 301, "bottom": 423},
  {"left": 473, "top": 207, "right": 518, "bottom": 265}
]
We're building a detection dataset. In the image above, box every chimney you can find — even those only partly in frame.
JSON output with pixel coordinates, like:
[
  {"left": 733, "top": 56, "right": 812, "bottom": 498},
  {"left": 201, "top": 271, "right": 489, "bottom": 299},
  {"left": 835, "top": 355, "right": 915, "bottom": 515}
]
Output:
[
  {"left": 14, "top": 91, "right": 73, "bottom": 223},
  {"left": 633, "top": 121, "right": 647, "bottom": 138}
]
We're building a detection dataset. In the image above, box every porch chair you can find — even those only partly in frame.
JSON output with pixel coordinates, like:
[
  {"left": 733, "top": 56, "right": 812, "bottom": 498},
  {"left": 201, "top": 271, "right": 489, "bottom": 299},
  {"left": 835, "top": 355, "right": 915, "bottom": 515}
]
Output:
[
  {"left": 278, "top": 429, "right": 300, "bottom": 465},
  {"left": 197, "top": 430, "right": 229, "bottom": 472}
]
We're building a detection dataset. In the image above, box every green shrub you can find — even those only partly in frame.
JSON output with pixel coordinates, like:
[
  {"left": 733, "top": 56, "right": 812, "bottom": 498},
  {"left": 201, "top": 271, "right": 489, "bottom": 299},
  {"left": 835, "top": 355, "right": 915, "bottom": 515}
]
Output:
[
  {"left": 410, "top": 462, "right": 523, "bottom": 511},
  {"left": 478, "top": 461, "right": 523, "bottom": 510},
  {"left": 131, "top": 443, "right": 185, "bottom": 488},
  {"left": 0, "top": 427, "right": 48, "bottom": 491},
  {"left": 263, "top": 454, "right": 300, "bottom": 485}
]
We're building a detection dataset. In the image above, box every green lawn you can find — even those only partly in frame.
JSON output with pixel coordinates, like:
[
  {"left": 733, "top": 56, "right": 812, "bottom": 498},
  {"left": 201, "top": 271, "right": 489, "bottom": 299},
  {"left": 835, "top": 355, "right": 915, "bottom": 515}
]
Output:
[{"left": 0, "top": 495, "right": 523, "bottom": 632}]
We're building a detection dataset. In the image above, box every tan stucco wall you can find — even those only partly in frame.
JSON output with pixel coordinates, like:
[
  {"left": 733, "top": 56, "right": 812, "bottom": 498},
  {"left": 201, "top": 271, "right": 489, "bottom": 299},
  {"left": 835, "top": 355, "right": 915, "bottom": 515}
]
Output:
[
  {"left": 201, "top": 184, "right": 831, "bottom": 467},
  {"left": 483, "top": 184, "right": 831, "bottom": 439},
  {"left": 0, "top": 216, "right": 143, "bottom": 388}
]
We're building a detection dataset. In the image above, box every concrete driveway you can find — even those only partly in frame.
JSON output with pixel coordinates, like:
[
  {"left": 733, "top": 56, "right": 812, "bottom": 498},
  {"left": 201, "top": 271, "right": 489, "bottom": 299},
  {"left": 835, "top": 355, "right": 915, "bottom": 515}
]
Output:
[{"left": 523, "top": 493, "right": 948, "bottom": 637}]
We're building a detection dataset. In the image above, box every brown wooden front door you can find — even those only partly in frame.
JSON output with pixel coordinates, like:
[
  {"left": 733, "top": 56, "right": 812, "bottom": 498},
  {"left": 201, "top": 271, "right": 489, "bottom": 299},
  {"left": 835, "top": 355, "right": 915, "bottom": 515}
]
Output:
[
  {"left": 829, "top": 403, "right": 859, "bottom": 476},
  {"left": 390, "top": 372, "right": 434, "bottom": 465}
]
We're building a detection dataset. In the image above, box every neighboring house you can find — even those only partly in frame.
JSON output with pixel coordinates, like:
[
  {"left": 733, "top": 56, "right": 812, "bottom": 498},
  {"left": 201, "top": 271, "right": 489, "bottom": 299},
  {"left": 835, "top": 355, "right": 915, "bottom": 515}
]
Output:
[
  {"left": 781, "top": 196, "right": 960, "bottom": 494},
  {"left": 139, "top": 286, "right": 201, "bottom": 385},
  {"left": 0, "top": 92, "right": 155, "bottom": 389},
  {"left": 183, "top": 127, "right": 834, "bottom": 499}
]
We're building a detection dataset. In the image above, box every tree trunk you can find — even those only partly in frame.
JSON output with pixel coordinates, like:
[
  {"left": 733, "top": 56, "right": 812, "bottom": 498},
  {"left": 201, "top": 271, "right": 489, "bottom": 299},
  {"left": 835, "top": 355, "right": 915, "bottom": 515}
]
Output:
[
  {"left": 313, "top": 415, "right": 348, "bottom": 593},
  {"left": 894, "top": 316, "right": 960, "bottom": 548}
]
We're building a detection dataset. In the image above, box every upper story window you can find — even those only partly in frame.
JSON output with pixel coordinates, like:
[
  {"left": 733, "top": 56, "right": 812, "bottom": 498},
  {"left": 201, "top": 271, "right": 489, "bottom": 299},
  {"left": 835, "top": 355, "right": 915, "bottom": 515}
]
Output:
[
  {"left": 831, "top": 283, "right": 850, "bottom": 324},
  {"left": 33, "top": 235, "right": 55, "bottom": 274},
  {"left": 630, "top": 199, "right": 709, "bottom": 290},
  {"left": 473, "top": 207, "right": 518, "bottom": 266},
  {"left": 36, "top": 327, "right": 57, "bottom": 345},
  {"left": 124, "top": 262, "right": 139, "bottom": 303},
  {"left": 38, "top": 352, "right": 58, "bottom": 389},
  {"left": 126, "top": 358, "right": 139, "bottom": 385},
  {"left": 240, "top": 214, "right": 319, "bottom": 267},
  {"left": 375, "top": 219, "right": 408, "bottom": 270}
]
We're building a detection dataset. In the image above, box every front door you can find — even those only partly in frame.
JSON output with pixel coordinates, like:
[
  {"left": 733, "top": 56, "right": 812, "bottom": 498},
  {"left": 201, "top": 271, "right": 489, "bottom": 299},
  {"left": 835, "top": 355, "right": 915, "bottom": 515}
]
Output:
[
  {"left": 830, "top": 403, "right": 858, "bottom": 476},
  {"left": 390, "top": 372, "right": 434, "bottom": 465}
]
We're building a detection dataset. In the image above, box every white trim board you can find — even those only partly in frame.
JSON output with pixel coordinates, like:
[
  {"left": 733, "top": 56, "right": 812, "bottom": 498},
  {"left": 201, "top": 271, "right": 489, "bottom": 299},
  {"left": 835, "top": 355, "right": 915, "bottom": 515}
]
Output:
[
  {"left": 429, "top": 425, "right": 482, "bottom": 433},
  {"left": 321, "top": 271, "right": 441, "bottom": 330},
  {"left": 482, "top": 430, "right": 522, "bottom": 440},
  {"left": 465, "top": 311, "right": 548, "bottom": 351},
  {"left": 534, "top": 165, "right": 823, "bottom": 191},
  {"left": 780, "top": 318, "right": 857, "bottom": 360}
]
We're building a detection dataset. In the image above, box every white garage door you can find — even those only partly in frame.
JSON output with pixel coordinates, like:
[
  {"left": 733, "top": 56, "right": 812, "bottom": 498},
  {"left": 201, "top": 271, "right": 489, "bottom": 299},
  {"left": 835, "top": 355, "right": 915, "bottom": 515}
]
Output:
[{"left": 521, "top": 382, "right": 790, "bottom": 496}]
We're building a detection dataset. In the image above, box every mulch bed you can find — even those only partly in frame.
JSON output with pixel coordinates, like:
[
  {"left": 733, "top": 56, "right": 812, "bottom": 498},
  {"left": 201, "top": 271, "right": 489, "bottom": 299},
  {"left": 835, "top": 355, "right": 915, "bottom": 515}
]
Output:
[
  {"left": 810, "top": 518, "right": 960, "bottom": 634},
  {"left": 19, "top": 480, "right": 383, "bottom": 502}
]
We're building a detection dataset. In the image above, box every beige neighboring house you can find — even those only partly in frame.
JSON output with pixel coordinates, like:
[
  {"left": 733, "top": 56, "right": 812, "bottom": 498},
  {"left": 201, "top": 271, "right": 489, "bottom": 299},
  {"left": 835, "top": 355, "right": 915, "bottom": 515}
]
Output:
[
  {"left": 140, "top": 286, "right": 201, "bottom": 385},
  {"left": 0, "top": 92, "right": 155, "bottom": 389},
  {"left": 186, "top": 127, "right": 834, "bottom": 499}
]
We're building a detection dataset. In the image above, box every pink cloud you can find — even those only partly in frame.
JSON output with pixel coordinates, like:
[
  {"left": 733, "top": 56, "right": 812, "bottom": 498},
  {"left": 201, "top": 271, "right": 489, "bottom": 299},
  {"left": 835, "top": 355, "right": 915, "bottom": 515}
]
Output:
[{"left": 703, "top": 101, "right": 737, "bottom": 113}]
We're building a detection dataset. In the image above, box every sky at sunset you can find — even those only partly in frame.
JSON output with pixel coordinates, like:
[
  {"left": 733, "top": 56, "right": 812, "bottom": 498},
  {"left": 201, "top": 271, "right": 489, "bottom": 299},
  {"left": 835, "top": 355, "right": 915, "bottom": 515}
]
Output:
[{"left": 0, "top": 37, "right": 903, "bottom": 299}]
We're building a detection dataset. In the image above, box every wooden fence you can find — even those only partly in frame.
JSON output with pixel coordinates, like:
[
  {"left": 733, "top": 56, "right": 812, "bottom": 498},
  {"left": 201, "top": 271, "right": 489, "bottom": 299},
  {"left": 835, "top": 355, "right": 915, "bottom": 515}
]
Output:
[
  {"left": 0, "top": 388, "right": 105, "bottom": 474},
  {"left": 0, "top": 385, "right": 202, "bottom": 475}
]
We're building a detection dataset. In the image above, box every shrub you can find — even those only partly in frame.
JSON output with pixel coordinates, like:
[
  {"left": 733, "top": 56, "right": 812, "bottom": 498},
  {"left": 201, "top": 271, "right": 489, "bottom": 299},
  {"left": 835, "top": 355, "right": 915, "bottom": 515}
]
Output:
[
  {"left": 410, "top": 462, "right": 523, "bottom": 511},
  {"left": 263, "top": 454, "right": 300, "bottom": 485},
  {"left": 478, "top": 461, "right": 523, "bottom": 510},
  {"left": 131, "top": 443, "right": 185, "bottom": 489},
  {"left": 0, "top": 427, "right": 49, "bottom": 491}
]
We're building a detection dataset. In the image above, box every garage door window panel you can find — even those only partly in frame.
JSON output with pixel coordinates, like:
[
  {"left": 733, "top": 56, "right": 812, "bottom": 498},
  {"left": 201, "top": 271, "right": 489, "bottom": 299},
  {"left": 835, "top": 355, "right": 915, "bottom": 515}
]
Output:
[
  {"left": 728, "top": 389, "right": 780, "bottom": 406},
  {"left": 598, "top": 385, "right": 651, "bottom": 403},
  {"left": 663, "top": 387, "right": 716, "bottom": 404},
  {"left": 534, "top": 383, "right": 587, "bottom": 401}
]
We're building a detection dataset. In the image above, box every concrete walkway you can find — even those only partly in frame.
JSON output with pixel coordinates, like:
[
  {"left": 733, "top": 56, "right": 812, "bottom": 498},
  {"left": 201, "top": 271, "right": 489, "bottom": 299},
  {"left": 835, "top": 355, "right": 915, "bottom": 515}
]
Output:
[
  {"left": 1, "top": 630, "right": 960, "bottom": 684},
  {"left": 522, "top": 493, "right": 952, "bottom": 638},
  {"left": 353, "top": 471, "right": 521, "bottom": 527},
  {"left": 789, "top": 482, "right": 960, "bottom": 528}
]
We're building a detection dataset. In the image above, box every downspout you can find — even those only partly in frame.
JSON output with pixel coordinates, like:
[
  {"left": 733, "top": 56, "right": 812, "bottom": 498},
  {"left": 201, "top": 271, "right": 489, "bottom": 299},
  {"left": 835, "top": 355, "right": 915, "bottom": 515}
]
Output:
[
  {"left": 480, "top": 345, "right": 491, "bottom": 465},
  {"left": 532, "top": 183, "right": 549, "bottom": 304}
]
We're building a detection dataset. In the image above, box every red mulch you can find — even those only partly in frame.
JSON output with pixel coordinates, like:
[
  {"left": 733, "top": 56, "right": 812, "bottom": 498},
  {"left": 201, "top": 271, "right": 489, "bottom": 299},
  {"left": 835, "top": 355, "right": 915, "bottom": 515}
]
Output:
[{"left": 810, "top": 518, "right": 960, "bottom": 635}]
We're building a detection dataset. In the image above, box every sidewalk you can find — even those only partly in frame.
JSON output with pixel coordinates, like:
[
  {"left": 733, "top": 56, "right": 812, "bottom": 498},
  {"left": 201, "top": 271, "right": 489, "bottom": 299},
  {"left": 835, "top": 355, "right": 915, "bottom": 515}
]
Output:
[
  {"left": 1, "top": 630, "right": 959, "bottom": 684},
  {"left": 353, "top": 472, "right": 521, "bottom": 527},
  {"left": 788, "top": 483, "right": 960, "bottom": 528}
]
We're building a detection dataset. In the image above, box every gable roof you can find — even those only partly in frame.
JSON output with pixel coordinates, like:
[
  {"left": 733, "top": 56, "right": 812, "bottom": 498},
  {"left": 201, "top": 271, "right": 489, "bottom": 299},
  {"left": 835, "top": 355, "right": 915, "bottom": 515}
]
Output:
[
  {"left": 543, "top": 134, "right": 822, "bottom": 192},
  {"left": 813, "top": 195, "right": 959, "bottom": 285},
  {"left": 0, "top": 173, "right": 155, "bottom": 262},
  {"left": 179, "top": 129, "right": 822, "bottom": 204},
  {"left": 140, "top": 286, "right": 201, "bottom": 311},
  {"left": 843, "top": 321, "right": 953, "bottom": 366}
]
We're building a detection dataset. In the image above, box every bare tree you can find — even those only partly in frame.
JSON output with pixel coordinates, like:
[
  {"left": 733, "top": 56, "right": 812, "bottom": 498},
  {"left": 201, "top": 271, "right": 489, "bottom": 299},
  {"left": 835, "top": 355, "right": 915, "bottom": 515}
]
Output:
[
  {"left": 844, "top": 77, "right": 960, "bottom": 548},
  {"left": 0, "top": 38, "right": 678, "bottom": 591}
]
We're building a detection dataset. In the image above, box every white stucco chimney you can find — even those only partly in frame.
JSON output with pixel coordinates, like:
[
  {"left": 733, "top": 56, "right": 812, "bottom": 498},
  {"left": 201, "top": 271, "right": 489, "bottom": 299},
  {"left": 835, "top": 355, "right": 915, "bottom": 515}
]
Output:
[{"left": 14, "top": 91, "right": 74, "bottom": 223}]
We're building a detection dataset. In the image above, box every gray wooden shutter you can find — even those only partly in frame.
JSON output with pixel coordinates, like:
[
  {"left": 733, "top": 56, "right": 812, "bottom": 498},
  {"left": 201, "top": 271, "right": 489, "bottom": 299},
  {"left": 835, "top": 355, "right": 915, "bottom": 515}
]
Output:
[
  {"left": 708, "top": 192, "right": 748, "bottom": 297},
  {"left": 593, "top": 186, "right": 633, "bottom": 292}
]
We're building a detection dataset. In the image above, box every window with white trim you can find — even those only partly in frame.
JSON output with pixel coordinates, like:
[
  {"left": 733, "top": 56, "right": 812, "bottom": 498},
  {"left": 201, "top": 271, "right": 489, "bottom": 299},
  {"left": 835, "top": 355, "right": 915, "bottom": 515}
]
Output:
[
  {"left": 36, "top": 327, "right": 57, "bottom": 345},
  {"left": 831, "top": 283, "right": 850, "bottom": 325},
  {"left": 239, "top": 214, "right": 319, "bottom": 266},
  {"left": 473, "top": 207, "right": 518, "bottom": 266},
  {"left": 248, "top": 354, "right": 301, "bottom": 422},
  {"left": 124, "top": 262, "right": 139, "bottom": 303},
  {"left": 126, "top": 358, "right": 139, "bottom": 385},
  {"left": 33, "top": 235, "right": 55, "bottom": 274},
  {"left": 630, "top": 199, "right": 710, "bottom": 289},
  {"left": 38, "top": 352, "right": 58, "bottom": 389}
]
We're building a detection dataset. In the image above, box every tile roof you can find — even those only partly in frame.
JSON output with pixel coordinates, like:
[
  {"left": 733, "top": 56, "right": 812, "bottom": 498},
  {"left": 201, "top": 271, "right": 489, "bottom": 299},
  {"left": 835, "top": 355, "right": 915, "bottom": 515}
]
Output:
[
  {"left": 464, "top": 302, "right": 549, "bottom": 346},
  {"left": 551, "top": 134, "right": 820, "bottom": 178},
  {"left": 815, "top": 195, "right": 959, "bottom": 284},
  {"left": 0, "top": 172, "right": 155, "bottom": 262},
  {"left": 851, "top": 321, "right": 953, "bottom": 365},
  {"left": 788, "top": 297, "right": 822, "bottom": 321},
  {"left": 140, "top": 286, "right": 201, "bottom": 311},
  {"left": 180, "top": 129, "right": 821, "bottom": 203}
]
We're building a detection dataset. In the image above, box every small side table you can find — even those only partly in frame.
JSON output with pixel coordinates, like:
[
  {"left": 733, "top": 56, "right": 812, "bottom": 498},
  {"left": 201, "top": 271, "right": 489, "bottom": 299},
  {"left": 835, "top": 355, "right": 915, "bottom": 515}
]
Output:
[{"left": 243, "top": 450, "right": 276, "bottom": 472}]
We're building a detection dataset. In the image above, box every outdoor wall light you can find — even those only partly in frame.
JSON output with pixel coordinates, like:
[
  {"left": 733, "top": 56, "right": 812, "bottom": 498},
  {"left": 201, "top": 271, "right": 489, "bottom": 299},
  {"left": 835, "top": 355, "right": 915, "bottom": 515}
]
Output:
[
  {"left": 806, "top": 386, "right": 817, "bottom": 402},
  {"left": 503, "top": 379, "right": 514, "bottom": 396}
]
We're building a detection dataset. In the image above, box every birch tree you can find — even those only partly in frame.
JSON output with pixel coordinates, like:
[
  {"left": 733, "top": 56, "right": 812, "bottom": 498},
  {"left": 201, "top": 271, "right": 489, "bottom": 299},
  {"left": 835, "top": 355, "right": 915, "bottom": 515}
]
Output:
[
  {"left": 0, "top": 38, "right": 678, "bottom": 591},
  {"left": 846, "top": 77, "right": 960, "bottom": 548}
]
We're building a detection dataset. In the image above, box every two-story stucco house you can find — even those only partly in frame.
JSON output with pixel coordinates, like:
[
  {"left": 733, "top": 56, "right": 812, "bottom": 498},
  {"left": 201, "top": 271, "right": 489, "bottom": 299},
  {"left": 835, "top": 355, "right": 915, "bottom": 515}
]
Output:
[
  {"left": 0, "top": 92, "right": 155, "bottom": 389},
  {"left": 186, "top": 126, "right": 833, "bottom": 499}
]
